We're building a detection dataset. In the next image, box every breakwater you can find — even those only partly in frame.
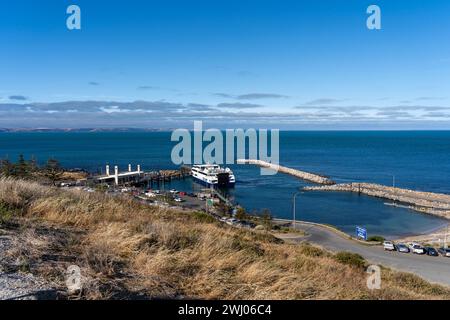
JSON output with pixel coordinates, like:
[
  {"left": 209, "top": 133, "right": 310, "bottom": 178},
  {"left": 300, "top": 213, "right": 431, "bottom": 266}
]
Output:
[
  {"left": 304, "top": 183, "right": 450, "bottom": 219},
  {"left": 236, "top": 159, "right": 335, "bottom": 185}
]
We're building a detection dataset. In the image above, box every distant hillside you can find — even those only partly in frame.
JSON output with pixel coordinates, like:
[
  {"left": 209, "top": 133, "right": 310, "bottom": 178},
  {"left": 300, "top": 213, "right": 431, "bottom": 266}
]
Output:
[
  {"left": 0, "top": 128, "right": 171, "bottom": 133},
  {"left": 1, "top": 177, "right": 449, "bottom": 300}
]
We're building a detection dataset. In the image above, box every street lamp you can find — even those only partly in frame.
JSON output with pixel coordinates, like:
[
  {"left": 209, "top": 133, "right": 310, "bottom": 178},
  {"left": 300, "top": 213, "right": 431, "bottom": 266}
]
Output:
[{"left": 292, "top": 190, "right": 302, "bottom": 229}]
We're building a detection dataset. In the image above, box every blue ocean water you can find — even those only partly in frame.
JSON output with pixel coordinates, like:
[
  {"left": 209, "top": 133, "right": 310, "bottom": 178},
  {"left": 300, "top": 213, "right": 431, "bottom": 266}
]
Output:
[{"left": 1, "top": 131, "right": 449, "bottom": 238}]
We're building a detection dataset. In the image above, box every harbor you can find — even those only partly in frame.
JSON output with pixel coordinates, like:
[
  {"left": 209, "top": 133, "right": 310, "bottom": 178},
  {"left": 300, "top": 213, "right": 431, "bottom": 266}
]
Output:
[
  {"left": 3, "top": 131, "right": 450, "bottom": 239},
  {"left": 304, "top": 183, "right": 450, "bottom": 219},
  {"left": 237, "top": 159, "right": 450, "bottom": 220}
]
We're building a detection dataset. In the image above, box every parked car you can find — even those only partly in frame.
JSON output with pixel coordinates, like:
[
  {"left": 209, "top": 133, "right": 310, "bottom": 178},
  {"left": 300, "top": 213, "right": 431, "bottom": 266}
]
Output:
[
  {"left": 407, "top": 242, "right": 420, "bottom": 250},
  {"left": 226, "top": 218, "right": 238, "bottom": 226},
  {"left": 169, "top": 189, "right": 178, "bottom": 194},
  {"left": 396, "top": 243, "right": 410, "bottom": 253},
  {"left": 411, "top": 244, "right": 425, "bottom": 255},
  {"left": 438, "top": 247, "right": 450, "bottom": 257},
  {"left": 174, "top": 197, "right": 183, "bottom": 202},
  {"left": 383, "top": 241, "right": 396, "bottom": 251},
  {"left": 425, "top": 247, "right": 439, "bottom": 256}
]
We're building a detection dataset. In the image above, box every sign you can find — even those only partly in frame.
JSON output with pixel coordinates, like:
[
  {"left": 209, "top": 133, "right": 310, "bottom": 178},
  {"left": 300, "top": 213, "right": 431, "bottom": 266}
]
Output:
[{"left": 356, "top": 226, "right": 367, "bottom": 240}]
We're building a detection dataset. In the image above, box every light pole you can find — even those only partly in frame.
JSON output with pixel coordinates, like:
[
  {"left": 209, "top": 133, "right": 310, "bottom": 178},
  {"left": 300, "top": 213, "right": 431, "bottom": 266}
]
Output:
[
  {"left": 292, "top": 191, "right": 302, "bottom": 229},
  {"left": 445, "top": 224, "right": 449, "bottom": 249}
]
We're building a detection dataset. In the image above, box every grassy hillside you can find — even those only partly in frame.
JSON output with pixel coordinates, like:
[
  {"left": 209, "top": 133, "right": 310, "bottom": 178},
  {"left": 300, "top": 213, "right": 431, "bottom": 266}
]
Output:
[{"left": 1, "top": 177, "right": 449, "bottom": 300}]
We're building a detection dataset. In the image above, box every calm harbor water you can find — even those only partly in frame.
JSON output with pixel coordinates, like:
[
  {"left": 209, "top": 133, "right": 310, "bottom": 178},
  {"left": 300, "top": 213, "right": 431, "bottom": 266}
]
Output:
[{"left": 1, "top": 131, "right": 450, "bottom": 238}]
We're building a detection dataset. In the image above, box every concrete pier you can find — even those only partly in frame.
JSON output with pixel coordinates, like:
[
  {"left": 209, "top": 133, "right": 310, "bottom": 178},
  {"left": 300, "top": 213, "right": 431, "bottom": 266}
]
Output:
[
  {"left": 237, "top": 159, "right": 335, "bottom": 185},
  {"left": 96, "top": 164, "right": 144, "bottom": 186},
  {"left": 304, "top": 183, "right": 450, "bottom": 219}
]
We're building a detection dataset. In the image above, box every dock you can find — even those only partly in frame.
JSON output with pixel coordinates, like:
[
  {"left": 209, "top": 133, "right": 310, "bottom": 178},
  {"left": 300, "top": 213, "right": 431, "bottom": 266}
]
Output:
[
  {"left": 94, "top": 164, "right": 188, "bottom": 186},
  {"left": 237, "top": 159, "right": 335, "bottom": 185},
  {"left": 96, "top": 164, "right": 144, "bottom": 185}
]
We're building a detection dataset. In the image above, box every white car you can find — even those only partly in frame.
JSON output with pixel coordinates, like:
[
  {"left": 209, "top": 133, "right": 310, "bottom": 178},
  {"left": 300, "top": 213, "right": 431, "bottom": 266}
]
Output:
[
  {"left": 226, "top": 218, "right": 238, "bottom": 226},
  {"left": 407, "top": 242, "right": 420, "bottom": 250},
  {"left": 411, "top": 244, "right": 425, "bottom": 255},
  {"left": 174, "top": 197, "right": 183, "bottom": 202},
  {"left": 383, "top": 241, "right": 396, "bottom": 251}
]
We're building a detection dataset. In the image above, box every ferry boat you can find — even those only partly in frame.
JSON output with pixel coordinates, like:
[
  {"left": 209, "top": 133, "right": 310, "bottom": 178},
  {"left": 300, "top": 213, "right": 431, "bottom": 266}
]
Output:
[{"left": 191, "top": 164, "right": 236, "bottom": 187}]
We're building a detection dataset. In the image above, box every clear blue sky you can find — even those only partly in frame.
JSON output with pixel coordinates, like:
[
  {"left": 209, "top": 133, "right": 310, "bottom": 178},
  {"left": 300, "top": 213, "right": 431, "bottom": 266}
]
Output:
[{"left": 1, "top": 0, "right": 450, "bottom": 129}]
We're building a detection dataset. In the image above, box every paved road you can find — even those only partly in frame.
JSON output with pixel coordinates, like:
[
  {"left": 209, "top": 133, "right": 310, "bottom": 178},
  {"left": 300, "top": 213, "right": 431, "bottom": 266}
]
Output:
[{"left": 286, "top": 222, "right": 450, "bottom": 286}]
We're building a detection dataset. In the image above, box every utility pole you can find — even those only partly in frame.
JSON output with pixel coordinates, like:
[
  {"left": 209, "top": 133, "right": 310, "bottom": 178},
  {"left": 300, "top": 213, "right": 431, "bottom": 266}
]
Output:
[
  {"left": 445, "top": 224, "right": 449, "bottom": 249},
  {"left": 292, "top": 191, "right": 301, "bottom": 229}
]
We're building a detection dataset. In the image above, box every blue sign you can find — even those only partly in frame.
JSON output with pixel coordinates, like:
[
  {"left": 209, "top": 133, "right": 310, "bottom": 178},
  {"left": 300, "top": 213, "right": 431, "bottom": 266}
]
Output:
[{"left": 356, "top": 226, "right": 367, "bottom": 240}]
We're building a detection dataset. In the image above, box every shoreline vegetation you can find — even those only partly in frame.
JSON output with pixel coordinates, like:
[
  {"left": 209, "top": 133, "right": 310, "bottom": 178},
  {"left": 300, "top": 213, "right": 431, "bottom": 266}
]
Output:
[{"left": 2, "top": 177, "right": 450, "bottom": 299}]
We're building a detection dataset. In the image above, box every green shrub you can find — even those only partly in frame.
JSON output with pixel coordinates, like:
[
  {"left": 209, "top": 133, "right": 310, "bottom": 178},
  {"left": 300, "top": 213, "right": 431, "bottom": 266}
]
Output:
[
  {"left": 392, "top": 272, "right": 449, "bottom": 296},
  {"left": 334, "top": 251, "right": 366, "bottom": 269},
  {"left": 192, "top": 211, "right": 216, "bottom": 224},
  {"left": 300, "top": 243, "right": 325, "bottom": 257},
  {"left": 367, "top": 235, "right": 385, "bottom": 242},
  {"left": 0, "top": 202, "right": 13, "bottom": 224}
]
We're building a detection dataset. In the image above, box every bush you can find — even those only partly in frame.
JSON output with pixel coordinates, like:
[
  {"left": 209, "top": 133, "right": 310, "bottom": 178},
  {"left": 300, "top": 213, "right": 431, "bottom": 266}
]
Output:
[
  {"left": 192, "top": 211, "right": 216, "bottom": 224},
  {"left": 0, "top": 202, "right": 14, "bottom": 224},
  {"left": 367, "top": 235, "right": 385, "bottom": 242},
  {"left": 334, "top": 251, "right": 366, "bottom": 269},
  {"left": 300, "top": 243, "right": 325, "bottom": 257}
]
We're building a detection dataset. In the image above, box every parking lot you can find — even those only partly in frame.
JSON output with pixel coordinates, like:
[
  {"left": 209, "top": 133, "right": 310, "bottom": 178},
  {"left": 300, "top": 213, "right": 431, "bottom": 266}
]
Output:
[{"left": 290, "top": 221, "right": 450, "bottom": 286}]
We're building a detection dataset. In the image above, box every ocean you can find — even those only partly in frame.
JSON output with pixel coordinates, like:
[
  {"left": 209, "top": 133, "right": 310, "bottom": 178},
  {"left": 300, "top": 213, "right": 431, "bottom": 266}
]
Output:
[{"left": 1, "top": 130, "right": 449, "bottom": 238}]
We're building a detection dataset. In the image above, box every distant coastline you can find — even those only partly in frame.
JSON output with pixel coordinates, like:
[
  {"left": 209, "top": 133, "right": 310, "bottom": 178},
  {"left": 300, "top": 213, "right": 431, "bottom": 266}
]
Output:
[
  {"left": 3, "top": 128, "right": 450, "bottom": 133},
  {"left": 0, "top": 128, "right": 174, "bottom": 133}
]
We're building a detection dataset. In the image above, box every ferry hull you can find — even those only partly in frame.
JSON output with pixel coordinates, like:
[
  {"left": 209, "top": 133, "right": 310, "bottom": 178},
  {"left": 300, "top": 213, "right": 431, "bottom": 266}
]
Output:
[{"left": 192, "top": 176, "right": 235, "bottom": 188}]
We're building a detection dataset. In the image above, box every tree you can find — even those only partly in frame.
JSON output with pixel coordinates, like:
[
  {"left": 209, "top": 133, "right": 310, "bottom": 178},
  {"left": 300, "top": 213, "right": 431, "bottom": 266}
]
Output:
[
  {"left": 43, "top": 158, "right": 64, "bottom": 186},
  {"left": 14, "top": 154, "right": 31, "bottom": 178},
  {"left": 234, "top": 206, "right": 247, "bottom": 220},
  {"left": 0, "top": 159, "right": 13, "bottom": 177},
  {"left": 261, "top": 208, "right": 273, "bottom": 231},
  {"left": 29, "top": 155, "right": 38, "bottom": 172}
]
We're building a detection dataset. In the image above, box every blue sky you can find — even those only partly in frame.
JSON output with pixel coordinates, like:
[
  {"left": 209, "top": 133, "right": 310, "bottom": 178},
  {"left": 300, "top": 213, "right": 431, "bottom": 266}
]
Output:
[{"left": 1, "top": 0, "right": 450, "bottom": 129}]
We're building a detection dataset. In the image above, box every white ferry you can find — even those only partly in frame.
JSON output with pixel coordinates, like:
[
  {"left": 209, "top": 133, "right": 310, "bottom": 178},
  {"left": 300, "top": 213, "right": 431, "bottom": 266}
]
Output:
[{"left": 191, "top": 164, "right": 236, "bottom": 187}]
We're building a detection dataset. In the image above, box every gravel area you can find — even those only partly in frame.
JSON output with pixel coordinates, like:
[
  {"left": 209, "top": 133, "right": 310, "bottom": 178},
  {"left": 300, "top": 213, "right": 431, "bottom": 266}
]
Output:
[{"left": 0, "top": 232, "right": 58, "bottom": 300}]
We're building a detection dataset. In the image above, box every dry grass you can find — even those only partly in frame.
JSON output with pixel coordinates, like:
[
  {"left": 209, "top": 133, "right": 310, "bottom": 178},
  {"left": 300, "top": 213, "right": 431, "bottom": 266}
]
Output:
[{"left": 1, "top": 177, "right": 450, "bottom": 300}]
